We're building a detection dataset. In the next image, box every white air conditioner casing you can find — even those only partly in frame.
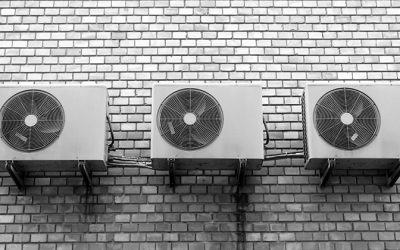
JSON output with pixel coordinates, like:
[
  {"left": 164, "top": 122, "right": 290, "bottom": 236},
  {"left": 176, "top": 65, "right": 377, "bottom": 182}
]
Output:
[
  {"left": 303, "top": 83, "right": 400, "bottom": 170},
  {"left": 151, "top": 83, "right": 264, "bottom": 170},
  {"left": 0, "top": 84, "right": 108, "bottom": 171}
]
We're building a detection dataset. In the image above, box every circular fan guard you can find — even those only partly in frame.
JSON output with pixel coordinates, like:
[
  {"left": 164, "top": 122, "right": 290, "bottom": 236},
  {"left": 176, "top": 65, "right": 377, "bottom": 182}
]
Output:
[
  {"left": 0, "top": 89, "right": 65, "bottom": 152},
  {"left": 157, "top": 88, "right": 223, "bottom": 150},
  {"left": 314, "top": 88, "right": 380, "bottom": 150}
]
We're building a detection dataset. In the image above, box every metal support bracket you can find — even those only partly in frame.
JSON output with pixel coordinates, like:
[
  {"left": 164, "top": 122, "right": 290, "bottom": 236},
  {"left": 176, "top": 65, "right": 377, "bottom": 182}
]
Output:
[
  {"left": 168, "top": 158, "right": 176, "bottom": 188},
  {"left": 386, "top": 160, "right": 400, "bottom": 187},
  {"left": 320, "top": 158, "right": 335, "bottom": 187},
  {"left": 5, "top": 161, "right": 24, "bottom": 189},
  {"left": 78, "top": 161, "right": 92, "bottom": 187},
  {"left": 237, "top": 159, "right": 247, "bottom": 186}
]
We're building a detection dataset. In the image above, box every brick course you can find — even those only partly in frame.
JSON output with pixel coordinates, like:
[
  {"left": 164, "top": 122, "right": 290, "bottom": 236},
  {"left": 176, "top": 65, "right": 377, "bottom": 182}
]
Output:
[{"left": 1, "top": 0, "right": 400, "bottom": 249}]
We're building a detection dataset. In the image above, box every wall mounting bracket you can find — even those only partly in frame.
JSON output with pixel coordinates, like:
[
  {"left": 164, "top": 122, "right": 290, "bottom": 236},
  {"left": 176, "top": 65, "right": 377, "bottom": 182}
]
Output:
[
  {"left": 5, "top": 161, "right": 24, "bottom": 190},
  {"left": 320, "top": 158, "right": 335, "bottom": 187},
  {"left": 168, "top": 158, "right": 176, "bottom": 188},
  {"left": 78, "top": 160, "right": 92, "bottom": 187},
  {"left": 237, "top": 159, "right": 247, "bottom": 186},
  {"left": 386, "top": 160, "right": 400, "bottom": 187}
]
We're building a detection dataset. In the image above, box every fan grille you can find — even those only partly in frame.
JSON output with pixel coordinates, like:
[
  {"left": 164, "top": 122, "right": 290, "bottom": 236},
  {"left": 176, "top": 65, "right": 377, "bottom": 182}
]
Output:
[
  {"left": 157, "top": 88, "right": 223, "bottom": 150},
  {"left": 314, "top": 87, "right": 380, "bottom": 150},
  {"left": 0, "top": 89, "right": 65, "bottom": 152}
]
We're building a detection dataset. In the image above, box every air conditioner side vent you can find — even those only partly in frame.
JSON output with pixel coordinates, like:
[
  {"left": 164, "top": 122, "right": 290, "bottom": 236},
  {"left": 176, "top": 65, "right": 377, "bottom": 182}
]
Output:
[{"left": 301, "top": 92, "right": 308, "bottom": 162}]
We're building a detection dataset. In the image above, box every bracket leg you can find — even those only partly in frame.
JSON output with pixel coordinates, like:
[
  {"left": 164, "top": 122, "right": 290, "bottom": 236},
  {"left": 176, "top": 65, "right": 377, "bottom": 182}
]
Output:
[
  {"left": 168, "top": 159, "right": 176, "bottom": 188},
  {"left": 78, "top": 161, "right": 92, "bottom": 187},
  {"left": 237, "top": 159, "right": 247, "bottom": 186},
  {"left": 5, "top": 161, "right": 24, "bottom": 190},
  {"left": 320, "top": 158, "right": 335, "bottom": 187},
  {"left": 387, "top": 160, "right": 400, "bottom": 187}
]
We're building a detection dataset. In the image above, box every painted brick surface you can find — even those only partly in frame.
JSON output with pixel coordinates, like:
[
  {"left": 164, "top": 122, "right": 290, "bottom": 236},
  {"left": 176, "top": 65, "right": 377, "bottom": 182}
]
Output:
[{"left": 1, "top": 0, "right": 400, "bottom": 249}]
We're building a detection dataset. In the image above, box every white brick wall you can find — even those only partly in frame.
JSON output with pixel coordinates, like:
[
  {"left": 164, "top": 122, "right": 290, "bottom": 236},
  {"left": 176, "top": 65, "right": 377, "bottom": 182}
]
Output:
[
  {"left": 0, "top": 1, "right": 397, "bottom": 153},
  {"left": 0, "top": 1, "right": 400, "bottom": 248}
]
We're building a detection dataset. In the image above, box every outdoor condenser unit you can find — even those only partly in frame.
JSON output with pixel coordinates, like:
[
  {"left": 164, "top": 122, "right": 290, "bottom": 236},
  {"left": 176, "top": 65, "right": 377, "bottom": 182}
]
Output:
[
  {"left": 0, "top": 84, "right": 109, "bottom": 187},
  {"left": 303, "top": 83, "right": 400, "bottom": 186},
  {"left": 151, "top": 83, "right": 264, "bottom": 185}
]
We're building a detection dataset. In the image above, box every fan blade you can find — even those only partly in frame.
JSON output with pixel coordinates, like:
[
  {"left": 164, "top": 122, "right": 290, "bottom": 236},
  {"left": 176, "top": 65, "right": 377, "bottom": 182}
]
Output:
[
  {"left": 159, "top": 106, "right": 183, "bottom": 119},
  {"left": 346, "top": 123, "right": 375, "bottom": 149},
  {"left": 191, "top": 93, "right": 206, "bottom": 115},
  {"left": 343, "top": 88, "right": 360, "bottom": 112},
  {"left": 175, "top": 90, "right": 190, "bottom": 112},
  {"left": 37, "top": 103, "right": 64, "bottom": 128},
  {"left": 350, "top": 118, "right": 379, "bottom": 148},
  {"left": 351, "top": 100, "right": 364, "bottom": 118},
  {"left": 356, "top": 106, "right": 378, "bottom": 120},
  {"left": 316, "top": 98, "right": 343, "bottom": 118},
  {"left": 319, "top": 122, "right": 344, "bottom": 146},
  {"left": 349, "top": 92, "right": 379, "bottom": 119},
  {"left": 191, "top": 89, "right": 201, "bottom": 112},
  {"left": 331, "top": 124, "right": 349, "bottom": 149},
  {"left": 179, "top": 126, "right": 195, "bottom": 149},
  {"left": 160, "top": 118, "right": 189, "bottom": 146},
  {"left": 316, "top": 118, "right": 341, "bottom": 135},
  {"left": 1, "top": 121, "right": 26, "bottom": 137},
  {"left": 1, "top": 107, "right": 25, "bottom": 121},
  {"left": 196, "top": 102, "right": 219, "bottom": 118},
  {"left": 191, "top": 133, "right": 208, "bottom": 146},
  {"left": 193, "top": 102, "right": 207, "bottom": 117},
  {"left": 356, "top": 118, "right": 378, "bottom": 134},
  {"left": 18, "top": 93, "right": 34, "bottom": 115},
  {"left": 328, "top": 90, "right": 346, "bottom": 114},
  {"left": 35, "top": 121, "right": 63, "bottom": 134},
  {"left": 30, "top": 127, "right": 48, "bottom": 150},
  {"left": 31, "top": 92, "right": 49, "bottom": 116},
  {"left": 174, "top": 124, "right": 188, "bottom": 145},
  {"left": 196, "top": 118, "right": 221, "bottom": 135},
  {"left": 4, "top": 97, "right": 30, "bottom": 118},
  {"left": 6, "top": 125, "right": 30, "bottom": 150},
  {"left": 315, "top": 104, "right": 341, "bottom": 120},
  {"left": 37, "top": 104, "right": 63, "bottom": 120},
  {"left": 31, "top": 125, "right": 59, "bottom": 149},
  {"left": 198, "top": 105, "right": 222, "bottom": 120},
  {"left": 165, "top": 95, "right": 187, "bottom": 115},
  {"left": 193, "top": 121, "right": 218, "bottom": 142}
]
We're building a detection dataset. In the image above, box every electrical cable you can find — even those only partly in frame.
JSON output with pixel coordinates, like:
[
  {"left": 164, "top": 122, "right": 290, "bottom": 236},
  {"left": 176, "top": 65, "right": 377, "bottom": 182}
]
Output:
[
  {"left": 264, "top": 151, "right": 304, "bottom": 161},
  {"left": 106, "top": 115, "right": 115, "bottom": 151},
  {"left": 107, "top": 151, "right": 305, "bottom": 169},
  {"left": 108, "top": 154, "right": 152, "bottom": 169},
  {"left": 263, "top": 117, "right": 270, "bottom": 147}
]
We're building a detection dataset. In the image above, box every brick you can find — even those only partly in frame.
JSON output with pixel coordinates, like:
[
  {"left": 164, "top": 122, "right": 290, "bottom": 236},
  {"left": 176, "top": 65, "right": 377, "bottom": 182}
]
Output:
[{"left": 0, "top": 215, "right": 14, "bottom": 223}]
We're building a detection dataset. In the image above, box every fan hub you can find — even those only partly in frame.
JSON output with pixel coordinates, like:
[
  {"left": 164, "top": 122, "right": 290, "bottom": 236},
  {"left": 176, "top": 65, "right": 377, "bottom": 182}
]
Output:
[
  {"left": 183, "top": 112, "right": 197, "bottom": 125},
  {"left": 340, "top": 112, "right": 354, "bottom": 125},
  {"left": 24, "top": 114, "right": 38, "bottom": 127}
]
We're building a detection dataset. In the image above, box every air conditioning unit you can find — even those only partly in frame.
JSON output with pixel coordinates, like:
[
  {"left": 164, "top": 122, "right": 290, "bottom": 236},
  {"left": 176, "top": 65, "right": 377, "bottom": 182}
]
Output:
[
  {"left": 303, "top": 83, "right": 400, "bottom": 186},
  {"left": 151, "top": 83, "right": 264, "bottom": 178},
  {"left": 0, "top": 84, "right": 109, "bottom": 187}
]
